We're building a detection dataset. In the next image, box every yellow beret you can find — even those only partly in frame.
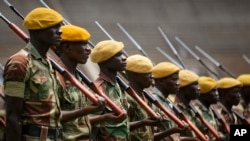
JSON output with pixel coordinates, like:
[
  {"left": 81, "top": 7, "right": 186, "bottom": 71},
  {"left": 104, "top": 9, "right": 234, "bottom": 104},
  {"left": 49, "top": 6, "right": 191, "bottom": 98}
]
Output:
[
  {"left": 217, "top": 77, "right": 242, "bottom": 89},
  {"left": 237, "top": 74, "right": 250, "bottom": 86},
  {"left": 126, "top": 54, "right": 153, "bottom": 73},
  {"left": 23, "top": 7, "right": 63, "bottom": 30},
  {"left": 61, "top": 25, "right": 91, "bottom": 42},
  {"left": 179, "top": 69, "right": 199, "bottom": 88},
  {"left": 198, "top": 76, "right": 217, "bottom": 94},
  {"left": 152, "top": 62, "right": 180, "bottom": 78},
  {"left": 90, "top": 40, "right": 124, "bottom": 63}
]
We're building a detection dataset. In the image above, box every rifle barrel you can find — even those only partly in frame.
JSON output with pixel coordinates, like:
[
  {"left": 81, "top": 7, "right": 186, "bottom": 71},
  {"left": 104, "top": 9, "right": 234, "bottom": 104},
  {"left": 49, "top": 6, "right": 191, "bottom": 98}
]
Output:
[
  {"left": 117, "top": 22, "right": 153, "bottom": 64},
  {"left": 157, "top": 27, "right": 186, "bottom": 69},
  {"left": 95, "top": 21, "right": 129, "bottom": 57},
  {"left": 156, "top": 47, "right": 184, "bottom": 69},
  {"left": 4, "top": 0, "right": 24, "bottom": 20},
  {"left": 195, "top": 45, "right": 236, "bottom": 78},
  {"left": 175, "top": 36, "right": 220, "bottom": 79},
  {"left": 242, "top": 54, "right": 250, "bottom": 65}
]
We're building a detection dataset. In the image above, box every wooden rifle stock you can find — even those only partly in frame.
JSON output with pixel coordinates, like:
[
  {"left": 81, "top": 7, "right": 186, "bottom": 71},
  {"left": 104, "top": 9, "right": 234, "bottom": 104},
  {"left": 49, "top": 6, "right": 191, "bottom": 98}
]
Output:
[
  {"left": 76, "top": 70, "right": 125, "bottom": 115},
  {"left": 49, "top": 59, "right": 99, "bottom": 103},
  {"left": 116, "top": 77, "right": 159, "bottom": 119},
  {"left": 211, "top": 105, "right": 230, "bottom": 134},
  {"left": 0, "top": 13, "right": 126, "bottom": 115},
  {"left": 167, "top": 99, "right": 209, "bottom": 141},
  {"left": 142, "top": 91, "right": 187, "bottom": 128},
  {"left": 0, "top": 13, "right": 29, "bottom": 43},
  {"left": 232, "top": 109, "right": 250, "bottom": 125},
  {"left": 189, "top": 103, "right": 222, "bottom": 140}
]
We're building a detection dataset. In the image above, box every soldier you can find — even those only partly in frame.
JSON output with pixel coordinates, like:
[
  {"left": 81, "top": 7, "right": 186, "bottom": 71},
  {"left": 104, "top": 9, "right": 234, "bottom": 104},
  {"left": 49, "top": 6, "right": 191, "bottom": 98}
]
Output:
[
  {"left": 195, "top": 76, "right": 227, "bottom": 140},
  {"left": 3, "top": 7, "right": 64, "bottom": 141},
  {"left": 56, "top": 24, "right": 105, "bottom": 141},
  {"left": 125, "top": 54, "right": 157, "bottom": 141},
  {"left": 174, "top": 69, "right": 205, "bottom": 141},
  {"left": 151, "top": 62, "right": 190, "bottom": 141},
  {"left": 217, "top": 77, "right": 242, "bottom": 125},
  {"left": 126, "top": 55, "right": 179, "bottom": 141},
  {"left": 90, "top": 40, "right": 129, "bottom": 141},
  {"left": 233, "top": 74, "right": 250, "bottom": 121}
]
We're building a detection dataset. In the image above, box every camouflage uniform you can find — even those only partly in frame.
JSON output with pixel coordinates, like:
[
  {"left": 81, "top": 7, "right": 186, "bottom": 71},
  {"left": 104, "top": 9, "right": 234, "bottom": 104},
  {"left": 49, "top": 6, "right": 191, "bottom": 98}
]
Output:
[
  {"left": 217, "top": 102, "right": 242, "bottom": 141},
  {"left": 57, "top": 72, "right": 91, "bottom": 141},
  {"left": 233, "top": 99, "right": 250, "bottom": 121},
  {"left": 92, "top": 72, "right": 130, "bottom": 141},
  {"left": 127, "top": 92, "right": 154, "bottom": 141},
  {"left": 217, "top": 102, "right": 240, "bottom": 125},
  {"left": 193, "top": 100, "right": 223, "bottom": 141},
  {"left": 151, "top": 87, "right": 180, "bottom": 141},
  {"left": 174, "top": 99, "right": 203, "bottom": 139},
  {"left": 3, "top": 44, "right": 62, "bottom": 141}
]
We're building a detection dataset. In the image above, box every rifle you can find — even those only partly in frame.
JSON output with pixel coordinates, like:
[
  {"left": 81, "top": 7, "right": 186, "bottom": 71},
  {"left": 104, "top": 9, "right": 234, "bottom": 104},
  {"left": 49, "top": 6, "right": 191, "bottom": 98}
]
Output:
[
  {"left": 37, "top": 0, "right": 95, "bottom": 47},
  {"left": 0, "top": 12, "right": 125, "bottom": 115},
  {"left": 0, "top": 13, "right": 29, "bottom": 43},
  {"left": 94, "top": 21, "right": 165, "bottom": 119},
  {"left": 116, "top": 77, "right": 159, "bottom": 119},
  {"left": 156, "top": 46, "right": 184, "bottom": 69},
  {"left": 94, "top": 21, "right": 129, "bottom": 57},
  {"left": 158, "top": 27, "right": 186, "bottom": 69},
  {"left": 167, "top": 99, "right": 209, "bottom": 141},
  {"left": 3, "top": 0, "right": 25, "bottom": 19},
  {"left": 175, "top": 36, "right": 221, "bottom": 79},
  {"left": 195, "top": 45, "right": 237, "bottom": 78},
  {"left": 38, "top": 0, "right": 70, "bottom": 25},
  {"left": 232, "top": 109, "right": 250, "bottom": 125},
  {"left": 117, "top": 22, "right": 155, "bottom": 65},
  {"left": 242, "top": 54, "right": 250, "bottom": 65},
  {"left": 142, "top": 90, "right": 187, "bottom": 128},
  {"left": 189, "top": 103, "right": 222, "bottom": 140},
  {"left": 210, "top": 105, "right": 230, "bottom": 134},
  {"left": 0, "top": 12, "right": 99, "bottom": 102}
]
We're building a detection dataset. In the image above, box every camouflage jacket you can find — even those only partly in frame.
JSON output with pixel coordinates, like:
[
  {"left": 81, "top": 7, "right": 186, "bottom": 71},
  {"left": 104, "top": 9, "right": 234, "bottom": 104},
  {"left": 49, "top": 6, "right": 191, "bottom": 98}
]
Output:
[
  {"left": 4, "top": 43, "right": 61, "bottom": 127},
  {"left": 151, "top": 87, "right": 180, "bottom": 141},
  {"left": 57, "top": 72, "right": 91, "bottom": 140},
  {"left": 92, "top": 72, "right": 130, "bottom": 141},
  {"left": 127, "top": 92, "right": 154, "bottom": 141}
]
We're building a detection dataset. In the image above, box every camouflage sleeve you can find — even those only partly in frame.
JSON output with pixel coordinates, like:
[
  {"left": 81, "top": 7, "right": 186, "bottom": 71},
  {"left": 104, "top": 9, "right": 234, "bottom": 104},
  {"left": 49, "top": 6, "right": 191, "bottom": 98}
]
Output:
[{"left": 4, "top": 52, "right": 29, "bottom": 98}]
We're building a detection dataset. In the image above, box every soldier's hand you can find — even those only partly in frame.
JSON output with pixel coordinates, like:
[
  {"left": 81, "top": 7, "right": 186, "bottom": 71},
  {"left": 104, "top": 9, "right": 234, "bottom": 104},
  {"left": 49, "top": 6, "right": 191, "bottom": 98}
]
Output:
[
  {"left": 143, "top": 117, "right": 162, "bottom": 126},
  {"left": 104, "top": 112, "right": 127, "bottom": 123},
  {"left": 94, "top": 94, "right": 106, "bottom": 110}
]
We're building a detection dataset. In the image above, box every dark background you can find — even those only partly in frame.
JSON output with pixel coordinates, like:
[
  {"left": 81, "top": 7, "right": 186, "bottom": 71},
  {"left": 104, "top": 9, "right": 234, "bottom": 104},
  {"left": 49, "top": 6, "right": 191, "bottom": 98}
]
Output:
[{"left": 0, "top": 0, "right": 250, "bottom": 80}]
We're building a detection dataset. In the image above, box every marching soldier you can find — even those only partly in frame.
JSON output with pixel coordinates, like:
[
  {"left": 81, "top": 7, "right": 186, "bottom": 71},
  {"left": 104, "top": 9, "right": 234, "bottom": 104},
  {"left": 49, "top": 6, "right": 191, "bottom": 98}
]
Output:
[
  {"left": 3, "top": 7, "right": 64, "bottom": 141},
  {"left": 234, "top": 74, "right": 250, "bottom": 121},
  {"left": 125, "top": 54, "right": 159, "bottom": 141},
  {"left": 151, "top": 62, "right": 188, "bottom": 141},
  {"left": 56, "top": 24, "right": 105, "bottom": 141},
  {"left": 195, "top": 76, "right": 227, "bottom": 140},
  {"left": 90, "top": 40, "right": 129, "bottom": 141},
  {"left": 175, "top": 69, "right": 206, "bottom": 141},
  {"left": 217, "top": 77, "right": 242, "bottom": 125}
]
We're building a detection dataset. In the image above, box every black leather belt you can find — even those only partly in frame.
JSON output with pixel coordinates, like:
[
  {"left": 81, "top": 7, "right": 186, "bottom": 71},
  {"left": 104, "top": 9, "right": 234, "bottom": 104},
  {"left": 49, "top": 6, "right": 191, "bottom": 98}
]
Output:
[{"left": 22, "top": 124, "right": 62, "bottom": 139}]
